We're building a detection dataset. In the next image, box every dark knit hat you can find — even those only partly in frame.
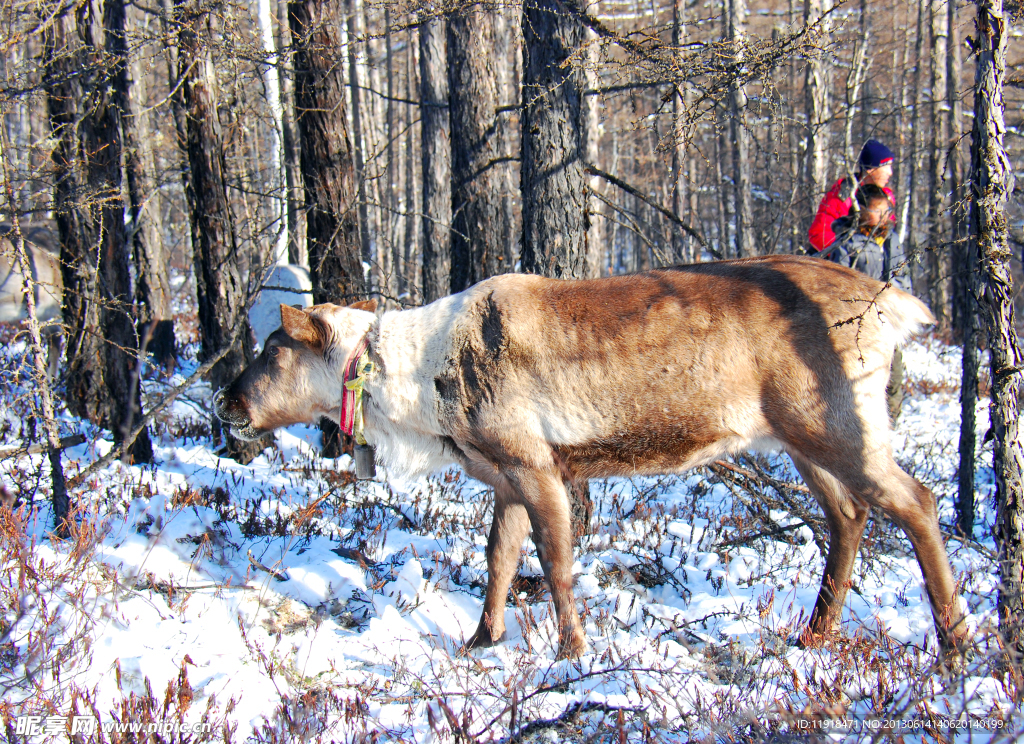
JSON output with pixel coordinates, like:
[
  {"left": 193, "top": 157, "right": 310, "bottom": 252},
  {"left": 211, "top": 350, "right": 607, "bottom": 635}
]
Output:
[{"left": 858, "top": 139, "right": 895, "bottom": 170}]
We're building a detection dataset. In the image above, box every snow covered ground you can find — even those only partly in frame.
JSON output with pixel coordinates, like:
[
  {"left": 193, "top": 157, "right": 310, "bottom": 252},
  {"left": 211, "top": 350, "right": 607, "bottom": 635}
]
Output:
[{"left": 0, "top": 332, "right": 1021, "bottom": 742}]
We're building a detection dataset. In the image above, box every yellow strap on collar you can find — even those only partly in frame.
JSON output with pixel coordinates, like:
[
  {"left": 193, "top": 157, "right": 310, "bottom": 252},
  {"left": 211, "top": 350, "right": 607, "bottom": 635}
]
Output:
[{"left": 344, "top": 353, "right": 375, "bottom": 445}]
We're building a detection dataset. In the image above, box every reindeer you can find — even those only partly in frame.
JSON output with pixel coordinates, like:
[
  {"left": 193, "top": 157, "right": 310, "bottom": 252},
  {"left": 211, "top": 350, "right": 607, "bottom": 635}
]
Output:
[
  {"left": 0, "top": 223, "right": 63, "bottom": 377},
  {"left": 215, "top": 255, "right": 968, "bottom": 666}
]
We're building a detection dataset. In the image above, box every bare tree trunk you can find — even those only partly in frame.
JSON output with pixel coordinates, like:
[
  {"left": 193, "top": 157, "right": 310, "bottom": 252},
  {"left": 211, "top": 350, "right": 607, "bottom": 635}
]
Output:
[
  {"left": 727, "top": 0, "right": 753, "bottom": 257},
  {"left": 44, "top": 0, "right": 152, "bottom": 462},
  {"left": 492, "top": 8, "right": 519, "bottom": 274},
  {"left": 0, "top": 131, "right": 70, "bottom": 534},
  {"left": 419, "top": 14, "right": 451, "bottom": 304},
  {"left": 289, "top": 0, "right": 362, "bottom": 306},
  {"left": 804, "top": 0, "right": 831, "bottom": 199},
  {"left": 953, "top": 0, "right": 976, "bottom": 538},
  {"left": 520, "top": 0, "right": 591, "bottom": 537},
  {"left": 521, "top": 0, "right": 589, "bottom": 278},
  {"left": 958, "top": 238, "right": 979, "bottom": 537},
  {"left": 345, "top": 0, "right": 372, "bottom": 270},
  {"left": 898, "top": 0, "right": 925, "bottom": 266},
  {"left": 43, "top": 13, "right": 101, "bottom": 425},
  {"left": 360, "top": 2, "right": 390, "bottom": 296},
  {"left": 254, "top": 0, "right": 288, "bottom": 265},
  {"left": 715, "top": 103, "right": 730, "bottom": 255},
  {"left": 403, "top": 32, "right": 418, "bottom": 300},
  {"left": 291, "top": 0, "right": 364, "bottom": 459},
  {"left": 857, "top": 0, "right": 870, "bottom": 145},
  {"left": 384, "top": 10, "right": 403, "bottom": 297},
  {"left": 101, "top": 0, "right": 155, "bottom": 461},
  {"left": 926, "top": 0, "right": 950, "bottom": 328},
  {"left": 667, "top": 0, "right": 684, "bottom": 264},
  {"left": 125, "top": 8, "right": 171, "bottom": 329},
  {"left": 277, "top": 0, "right": 306, "bottom": 266},
  {"left": 447, "top": 5, "right": 513, "bottom": 291},
  {"left": 948, "top": 0, "right": 970, "bottom": 338},
  {"left": 842, "top": 37, "right": 868, "bottom": 168},
  {"left": 970, "top": 0, "right": 1023, "bottom": 678},
  {"left": 177, "top": 0, "right": 262, "bottom": 463}
]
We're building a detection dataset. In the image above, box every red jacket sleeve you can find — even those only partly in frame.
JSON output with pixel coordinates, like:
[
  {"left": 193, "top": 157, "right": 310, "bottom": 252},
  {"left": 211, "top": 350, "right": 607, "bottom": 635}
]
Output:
[{"left": 808, "top": 179, "right": 851, "bottom": 252}]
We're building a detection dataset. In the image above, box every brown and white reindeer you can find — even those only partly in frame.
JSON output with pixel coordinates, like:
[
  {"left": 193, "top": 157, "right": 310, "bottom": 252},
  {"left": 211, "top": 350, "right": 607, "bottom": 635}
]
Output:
[{"left": 215, "top": 255, "right": 968, "bottom": 665}]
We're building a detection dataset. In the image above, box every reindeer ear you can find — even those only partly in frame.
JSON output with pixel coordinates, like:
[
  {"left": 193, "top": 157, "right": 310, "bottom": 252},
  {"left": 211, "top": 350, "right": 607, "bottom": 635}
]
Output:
[
  {"left": 279, "top": 304, "right": 321, "bottom": 348},
  {"left": 348, "top": 299, "right": 378, "bottom": 313}
]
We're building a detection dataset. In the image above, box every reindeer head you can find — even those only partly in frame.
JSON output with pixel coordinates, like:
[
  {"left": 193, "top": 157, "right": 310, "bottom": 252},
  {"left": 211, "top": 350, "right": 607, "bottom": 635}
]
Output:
[{"left": 214, "top": 300, "right": 377, "bottom": 440}]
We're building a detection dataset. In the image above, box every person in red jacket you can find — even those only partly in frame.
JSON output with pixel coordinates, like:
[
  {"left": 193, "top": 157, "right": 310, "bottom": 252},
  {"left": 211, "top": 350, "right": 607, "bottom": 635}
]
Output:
[{"left": 808, "top": 139, "right": 896, "bottom": 253}]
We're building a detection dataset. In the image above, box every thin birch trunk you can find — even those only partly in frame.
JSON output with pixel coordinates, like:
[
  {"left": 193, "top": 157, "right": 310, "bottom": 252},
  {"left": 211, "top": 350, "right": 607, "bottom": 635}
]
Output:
[
  {"left": 447, "top": 6, "right": 512, "bottom": 290},
  {"left": 804, "top": 0, "right": 831, "bottom": 198},
  {"left": 403, "top": 33, "right": 418, "bottom": 300},
  {"left": 345, "top": 0, "right": 372, "bottom": 272},
  {"left": 0, "top": 133, "right": 69, "bottom": 534},
  {"left": 419, "top": 13, "right": 451, "bottom": 304},
  {"left": 177, "top": 0, "right": 262, "bottom": 463},
  {"left": 728, "top": 0, "right": 753, "bottom": 257},
  {"left": 953, "top": 0, "right": 975, "bottom": 537},
  {"left": 970, "top": 0, "right": 1023, "bottom": 672},
  {"left": 926, "top": 0, "right": 950, "bottom": 327}
]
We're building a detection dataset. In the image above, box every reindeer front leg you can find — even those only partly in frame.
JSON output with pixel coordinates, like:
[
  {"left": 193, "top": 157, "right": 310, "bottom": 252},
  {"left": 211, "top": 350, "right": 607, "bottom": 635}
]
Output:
[
  {"left": 465, "top": 486, "right": 531, "bottom": 650},
  {"left": 508, "top": 466, "right": 586, "bottom": 660}
]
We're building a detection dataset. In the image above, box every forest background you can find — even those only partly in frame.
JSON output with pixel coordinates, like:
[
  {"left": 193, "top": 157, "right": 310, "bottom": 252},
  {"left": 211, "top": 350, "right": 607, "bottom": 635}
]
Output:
[{"left": 1, "top": 0, "right": 1024, "bottom": 737}]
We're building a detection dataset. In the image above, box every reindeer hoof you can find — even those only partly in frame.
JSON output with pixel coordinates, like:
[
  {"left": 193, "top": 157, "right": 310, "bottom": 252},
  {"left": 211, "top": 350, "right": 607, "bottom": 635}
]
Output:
[
  {"left": 938, "top": 635, "right": 973, "bottom": 676},
  {"left": 555, "top": 630, "right": 587, "bottom": 661},
  {"left": 460, "top": 628, "right": 505, "bottom": 656}
]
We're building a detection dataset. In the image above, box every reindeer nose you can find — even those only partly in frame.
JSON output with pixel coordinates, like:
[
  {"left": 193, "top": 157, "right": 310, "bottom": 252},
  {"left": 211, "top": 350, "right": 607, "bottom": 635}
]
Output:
[{"left": 213, "top": 390, "right": 226, "bottom": 410}]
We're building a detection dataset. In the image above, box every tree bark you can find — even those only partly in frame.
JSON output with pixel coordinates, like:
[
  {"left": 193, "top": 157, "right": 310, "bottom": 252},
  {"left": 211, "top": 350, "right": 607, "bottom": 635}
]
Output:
[
  {"left": 403, "top": 32, "right": 418, "bottom": 299},
  {"left": 952, "top": 0, "right": 976, "bottom": 538},
  {"left": 254, "top": 0, "right": 289, "bottom": 265},
  {"left": 671, "top": 0, "right": 690, "bottom": 261},
  {"left": 448, "top": 5, "right": 514, "bottom": 291},
  {"left": 419, "top": 14, "right": 451, "bottom": 304},
  {"left": 290, "top": 0, "right": 364, "bottom": 458},
  {"left": 124, "top": 8, "right": 171, "bottom": 329},
  {"left": 43, "top": 0, "right": 152, "bottom": 462},
  {"left": 344, "top": 0, "right": 372, "bottom": 271},
  {"left": 385, "top": 9, "right": 402, "bottom": 296},
  {"left": 897, "top": 0, "right": 925, "bottom": 265},
  {"left": 520, "top": 0, "right": 589, "bottom": 279},
  {"left": 520, "top": 0, "right": 592, "bottom": 536},
  {"left": 289, "top": 0, "right": 363, "bottom": 306},
  {"left": 804, "top": 0, "right": 831, "bottom": 199},
  {"left": 277, "top": 0, "right": 306, "bottom": 266},
  {"left": 958, "top": 240, "right": 979, "bottom": 538},
  {"left": 727, "top": 0, "right": 753, "bottom": 258},
  {"left": 177, "top": 0, "right": 263, "bottom": 463},
  {"left": 0, "top": 137, "right": 72, "bottom": 535},
  {"left": 948, "top": 0, "right": 970, "bottom": 338},
  {"left": 970, "top": 0, "right": 1023, "bottom": 676},
  {"left": 926, "top": 0, "right": 950, "bottom": 329},
  {"left": 44, "top": 12, "right": 101, "bottom": 424}
]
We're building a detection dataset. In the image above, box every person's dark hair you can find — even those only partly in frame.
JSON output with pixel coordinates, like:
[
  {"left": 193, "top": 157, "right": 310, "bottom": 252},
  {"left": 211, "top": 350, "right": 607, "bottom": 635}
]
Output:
[{"left": 856, "top": 183, "right": 889, "bottom": 209}]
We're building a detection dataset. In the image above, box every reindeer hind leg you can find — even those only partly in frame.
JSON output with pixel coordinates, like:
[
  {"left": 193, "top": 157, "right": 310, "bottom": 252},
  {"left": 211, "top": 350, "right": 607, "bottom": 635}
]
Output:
[{"left": 788, "top": 450, "right": 870, "bottom": 645}]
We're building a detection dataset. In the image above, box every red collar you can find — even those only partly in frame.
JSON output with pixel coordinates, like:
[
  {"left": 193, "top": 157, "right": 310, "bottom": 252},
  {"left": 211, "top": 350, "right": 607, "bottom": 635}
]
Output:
[{"left": 339, "top": 336, "right": 370, "bottom": 436}]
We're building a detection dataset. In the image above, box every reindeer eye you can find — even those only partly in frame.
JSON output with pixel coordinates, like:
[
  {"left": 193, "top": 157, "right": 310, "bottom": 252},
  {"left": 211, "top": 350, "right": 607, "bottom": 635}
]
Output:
[{"left": 266, "top": 345, "right": 279, "bottom": 358}]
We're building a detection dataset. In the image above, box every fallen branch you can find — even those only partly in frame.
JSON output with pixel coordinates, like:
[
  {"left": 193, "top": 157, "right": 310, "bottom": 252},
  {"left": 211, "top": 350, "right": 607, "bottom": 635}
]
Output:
[
  {"left": 718, "top": 521, "right": 808, "bottom": 549},
  {"left": 0, "top": 434, "right": 86, "bottom": 460},
  {"left": 247, "top": 550, "right": 290, "bottom": 582},
  {"left": 67, "top": 341, "right": 238, "bottom": 488},
  {"left": 710, "top": 459, "right": 810, "bottom": 494}
]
